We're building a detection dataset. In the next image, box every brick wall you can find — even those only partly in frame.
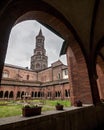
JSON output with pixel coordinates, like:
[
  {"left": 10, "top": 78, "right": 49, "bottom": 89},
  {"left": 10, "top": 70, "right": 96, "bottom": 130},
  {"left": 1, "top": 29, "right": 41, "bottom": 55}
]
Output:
[
  {"left": 3, "top": 65, "right": 37, "bottom": 81},
  {"left": 38, "top": 67, "right": 52, "bottom": 82}
]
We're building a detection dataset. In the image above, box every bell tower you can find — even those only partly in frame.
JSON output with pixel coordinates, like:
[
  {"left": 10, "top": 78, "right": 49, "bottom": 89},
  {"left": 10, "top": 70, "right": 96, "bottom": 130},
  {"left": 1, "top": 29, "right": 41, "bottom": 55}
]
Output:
[{"left": 30, "top": 29, "right": 48, "bottom": 71}]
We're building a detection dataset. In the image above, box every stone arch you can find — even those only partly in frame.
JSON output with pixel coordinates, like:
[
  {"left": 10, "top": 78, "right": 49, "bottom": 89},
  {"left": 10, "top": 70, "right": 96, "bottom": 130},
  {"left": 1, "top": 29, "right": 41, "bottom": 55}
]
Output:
[
  {"left": 0, "top": 91, "right": 3, "bottom": 98},
  {"left": 21, "top": 91, "right": 25, "bottom": 99},
  {"left": 57, "top": 91, "right": 61, "bottom": 97},
  {"left": 9, "top": 91, "right": 14, "bottom": 98},
  {"left": 0, "top": 0, "right": 93, "bottom": 105},
  {"left": 47, "top": 92, "right": 51, "bottom": 98},
  {"left": 35, "top": 92, "right": 37, "bottom": 97},
  {"left": 55, "top": 91, "right": 57, "bottom": 97},
  {"left": 40, "top": 91, "right": 42, "bottom": 97},
  {"left": 17, "top": 91, "right": 21, "bottom": 99},
  {"left": 4, "top": 91, "right": 9, "bottom": 99},
  {"left": 31, "top": 91, "right": 34, "bottom": 98},
  {"left": 15, "top": 13, "right": 92, "bottom": 105},
  {"left": 65, "top": 90, "right": 68, "bottom": 97},
  {"left": 38, "top": 91, "right": 41, "bottom": 97}
]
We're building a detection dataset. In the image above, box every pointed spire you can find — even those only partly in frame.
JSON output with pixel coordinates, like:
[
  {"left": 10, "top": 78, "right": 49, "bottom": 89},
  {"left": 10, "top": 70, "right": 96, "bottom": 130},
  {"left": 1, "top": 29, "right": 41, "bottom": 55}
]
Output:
[
  {"left": 36, "top": 28, "right": 45, "bottom": 40},
  {"left": 38, "top": 28, "right": 42, "bottom": 36}
]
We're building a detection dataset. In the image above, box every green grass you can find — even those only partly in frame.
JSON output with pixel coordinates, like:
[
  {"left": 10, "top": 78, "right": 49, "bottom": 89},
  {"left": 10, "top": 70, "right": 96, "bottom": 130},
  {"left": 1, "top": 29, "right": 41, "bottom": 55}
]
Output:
[
  {"left": 44, "top": 100, "right": 71, "bottom": 107},
  {"left": 0, "top": 105, "right": 22, "bottom": 118},
  {"left": 0, "top": 100, "right": 71, "bottom": 118}
]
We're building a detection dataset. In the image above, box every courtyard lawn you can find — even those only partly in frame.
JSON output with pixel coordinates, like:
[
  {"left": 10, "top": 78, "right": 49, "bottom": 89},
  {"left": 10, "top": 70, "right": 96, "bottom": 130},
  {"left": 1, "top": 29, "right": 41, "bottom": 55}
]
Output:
[
  {"left": 0, "top": 100, "right": 71, "bottom": 118},
  {"left": 43, "top": 100, "right": 71, "bottom": 107},
  {"left": 0, "top": 105, "right": 22, "bottom": 118}
]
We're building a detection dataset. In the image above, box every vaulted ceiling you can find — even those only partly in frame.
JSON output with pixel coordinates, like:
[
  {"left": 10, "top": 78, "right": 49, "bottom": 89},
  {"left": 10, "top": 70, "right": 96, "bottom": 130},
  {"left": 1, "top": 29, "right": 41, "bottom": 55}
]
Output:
[{"left": 43, "top": 0, "right": 104, "bottom": 61}]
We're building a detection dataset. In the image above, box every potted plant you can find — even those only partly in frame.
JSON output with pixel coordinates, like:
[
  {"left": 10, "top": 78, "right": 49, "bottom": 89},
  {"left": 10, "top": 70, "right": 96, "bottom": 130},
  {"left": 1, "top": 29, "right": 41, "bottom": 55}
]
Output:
[
  {"left": 22, "top": 104, "right": 42, "bottom": 117},
  {"left": 55, "top": 103, "right": 64, "bottom": 110},
  {"left": 74, "top": 100, "right": 82, "bottom": 107}
]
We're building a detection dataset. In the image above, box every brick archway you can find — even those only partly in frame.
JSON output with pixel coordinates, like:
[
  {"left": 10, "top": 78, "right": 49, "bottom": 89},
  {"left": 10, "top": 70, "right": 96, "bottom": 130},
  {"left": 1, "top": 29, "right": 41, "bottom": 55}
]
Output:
[
  {"left": 96, "top": 55, "right": 104, "bottom": 100},
  {"left": 15, "top": 11, "right": 92, "bottom": 104},
  {"left": 0, "top": 0, "right": 94, "bottom": 105}
]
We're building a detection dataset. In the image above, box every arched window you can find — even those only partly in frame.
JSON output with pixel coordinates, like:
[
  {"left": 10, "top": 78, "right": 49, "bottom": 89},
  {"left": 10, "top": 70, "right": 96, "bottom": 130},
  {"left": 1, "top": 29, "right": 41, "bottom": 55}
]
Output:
[
  {"left": 2, "top": 70, "right": 9, "bottom": 78},
  {"left": 17, "top": 91, "right": 21, "bottom": 98},
  {"left": 27, "top": 75, "right": 29, "bottom": 80},
  {"left": 37, "top": 39, "right": 42, "bottom": 43},
  {"left": 21, "top": 91, "right": 25, "bottom": 99},
  {"left": 0, "top": 91, "right": 3, "bottom": 98},
  {"left": 64, "top": 69, "right": 68, "bottom": 75},
  {"left": 36, "top": 63, "right": 40, "bottom": 68},
  {"left": 65, "top": 89, "right": 70, "bottom": 97},
  {"left": 68, "top": 89, "right": 70, "bottom": 97},
  {"left": 58, "top": 73, "right": 61, "bottom": 79},
  {"left": 58, "top": 91, "right": 61, "bottom": 97},
  {"left": 48, "top": 92, "right": 50, "bottom": 97},
  {"left": 9, "top": 91, "right": 14, "bottom": 98},
  {"left": 31, "top": 91, "right": 34, "bottom": 98},
  {"left": 55, "top": 91, "right": 58, "bottom": 97},
  {"left": 38, "top": 92, "right": 41, "bottom": 97},
  {"left": 4, "top": 91, "right": 9, "bottom": 98},
  {"left": 35, "top": 92, "right": 37, "bottom": 97}
]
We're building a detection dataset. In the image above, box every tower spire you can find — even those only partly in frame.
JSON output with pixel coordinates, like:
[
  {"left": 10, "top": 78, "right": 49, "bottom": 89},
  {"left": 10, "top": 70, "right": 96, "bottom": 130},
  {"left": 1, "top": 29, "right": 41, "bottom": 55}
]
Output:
[
  {"left": 30, "top": 29, "right": 48, "bottom": 71},
  {"left": 38, "top": 28, "right": 42, "bottom": 36},
  {"left": 36, "top": 29, "right": 45, "bottom": 49}
]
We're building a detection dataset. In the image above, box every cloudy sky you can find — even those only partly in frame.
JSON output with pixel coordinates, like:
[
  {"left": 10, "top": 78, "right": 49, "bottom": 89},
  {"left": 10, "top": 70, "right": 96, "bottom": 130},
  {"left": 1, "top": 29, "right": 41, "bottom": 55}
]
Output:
[{"left": 5, "top": 20, "right": 67, "bottom": 68}]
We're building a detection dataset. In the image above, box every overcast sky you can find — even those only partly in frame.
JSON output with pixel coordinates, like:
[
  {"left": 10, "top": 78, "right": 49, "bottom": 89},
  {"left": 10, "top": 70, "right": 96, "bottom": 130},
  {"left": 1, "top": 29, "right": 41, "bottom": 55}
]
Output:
[{"left": 5, "top": 20, "right": 67, "bottom": 68}]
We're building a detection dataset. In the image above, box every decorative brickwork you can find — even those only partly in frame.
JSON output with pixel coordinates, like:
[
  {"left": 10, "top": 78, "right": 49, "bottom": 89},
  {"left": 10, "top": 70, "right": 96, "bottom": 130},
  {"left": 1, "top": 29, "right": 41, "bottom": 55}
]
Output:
[
  {"left": 31, "top": 29, "right": 48, "bottom": 71},
  {"left": 0, "top": 61, "right": 69, "bottom": 100}
]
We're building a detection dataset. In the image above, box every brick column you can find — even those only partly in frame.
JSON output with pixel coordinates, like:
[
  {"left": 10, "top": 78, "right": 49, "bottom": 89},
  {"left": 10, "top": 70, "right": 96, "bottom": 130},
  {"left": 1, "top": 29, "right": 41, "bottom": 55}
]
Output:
[
  {"left": 89, "top": 72, "right": 100, "bottom": 105},
  {"left": 66, "top": 45, "right": 93, "bottom": 105},
  {"left": 61, "top": 83, "right": 64, "bottom": 100},
  {"left": 51, "top": 85, "right": 55, "bottom": 99}
]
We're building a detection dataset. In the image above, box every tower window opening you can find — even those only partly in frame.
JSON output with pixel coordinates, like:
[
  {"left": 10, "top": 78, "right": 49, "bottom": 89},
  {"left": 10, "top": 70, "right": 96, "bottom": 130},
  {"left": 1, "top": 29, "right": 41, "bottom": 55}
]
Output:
[{"left": 58, "top": 73, "right": 61, "bottom": 79}]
